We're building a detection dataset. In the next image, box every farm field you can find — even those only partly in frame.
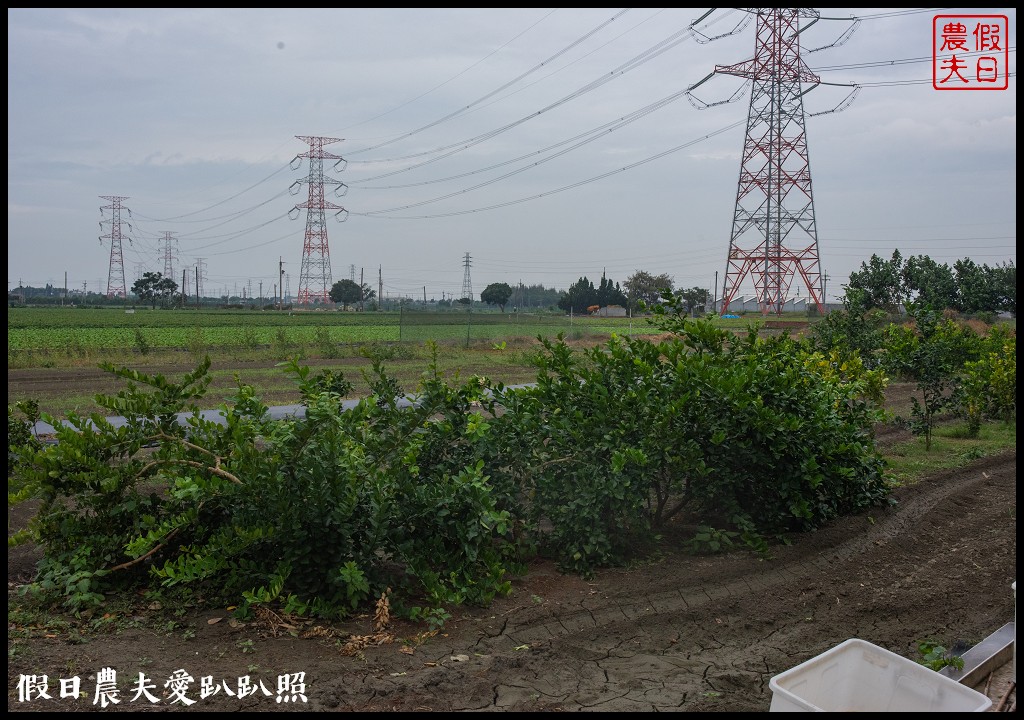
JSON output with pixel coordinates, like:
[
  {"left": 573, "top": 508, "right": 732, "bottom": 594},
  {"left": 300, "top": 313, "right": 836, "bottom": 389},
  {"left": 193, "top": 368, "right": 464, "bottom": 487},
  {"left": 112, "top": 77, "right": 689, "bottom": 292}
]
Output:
[
  {"left": 7, "top": 306, "right": 657, "bottom": 354},
  {"left": 6, "top": 306, "right": 805, "bottom": 419},
  {"left": 7, "top": 307, "right": 648, "bottom": 419}
]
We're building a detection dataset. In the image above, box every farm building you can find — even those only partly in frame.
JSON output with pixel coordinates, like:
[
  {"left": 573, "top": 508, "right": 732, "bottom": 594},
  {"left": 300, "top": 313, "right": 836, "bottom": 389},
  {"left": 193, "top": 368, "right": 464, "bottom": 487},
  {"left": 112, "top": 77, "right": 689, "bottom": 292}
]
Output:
[{"left": 716, "top": 296, "right": 809, "bottom": 313}]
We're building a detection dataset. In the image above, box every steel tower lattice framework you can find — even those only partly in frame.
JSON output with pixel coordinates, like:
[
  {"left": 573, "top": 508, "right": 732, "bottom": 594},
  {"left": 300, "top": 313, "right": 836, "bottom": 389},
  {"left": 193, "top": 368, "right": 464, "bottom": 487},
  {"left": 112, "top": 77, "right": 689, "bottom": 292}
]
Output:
[
  {"left": 99, "top": 195, "right": 131, "bottom": 299},
  {"left": 460, "top": 252, "right": 473, "bottom": 303},
  {"left": 718, "top": 8, "right": 824, "bottom": 315},
  {"left": 160, "top": 231, "right": 177, "bottom": 279},
  {"left": 294, "top": 136, "right": 345, "bottom": 304}
]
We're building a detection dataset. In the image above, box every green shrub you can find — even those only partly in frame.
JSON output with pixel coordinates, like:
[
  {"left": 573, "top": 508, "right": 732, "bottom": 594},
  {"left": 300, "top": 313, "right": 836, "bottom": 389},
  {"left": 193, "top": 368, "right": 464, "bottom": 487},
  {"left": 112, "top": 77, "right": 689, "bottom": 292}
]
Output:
[
  {"left": 9, "top": 354, "right": 518, "bottom": 620},
  {"left": 488, "top": 310, "right": 892, "bottom": 575}
]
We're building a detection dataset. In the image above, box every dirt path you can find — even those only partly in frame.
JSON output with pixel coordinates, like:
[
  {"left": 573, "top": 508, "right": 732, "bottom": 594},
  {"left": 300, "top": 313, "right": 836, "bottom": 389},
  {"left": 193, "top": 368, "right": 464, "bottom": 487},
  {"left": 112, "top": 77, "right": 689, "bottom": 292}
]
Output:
[{"left": 8, "top": 449, "right": 1015, "bottom": 712}]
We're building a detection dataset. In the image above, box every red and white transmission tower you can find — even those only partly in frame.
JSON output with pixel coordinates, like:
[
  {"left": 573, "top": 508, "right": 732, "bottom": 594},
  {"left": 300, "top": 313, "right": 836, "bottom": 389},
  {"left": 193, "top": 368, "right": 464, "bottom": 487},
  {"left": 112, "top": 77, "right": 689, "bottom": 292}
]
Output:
[
  {"left": 99, "top": 195, "right": 131, "bottom": 299},
  {"left": 292, "top": 136, "right": 347, "bottom": 305},
  {"left": 708, "top": 9, "right": 826, "bottom": 315}
]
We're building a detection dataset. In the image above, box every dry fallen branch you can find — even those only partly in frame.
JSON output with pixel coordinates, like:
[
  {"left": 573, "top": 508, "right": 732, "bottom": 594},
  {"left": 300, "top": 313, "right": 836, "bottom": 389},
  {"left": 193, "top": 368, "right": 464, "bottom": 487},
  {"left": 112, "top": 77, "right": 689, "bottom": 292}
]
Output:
[
  {"left": 995, "top": 680, "right": 1011, "bottom": 716},
  {"left": 251, "top": 605, "right": 301, "bottom": 637},
  {"left": 339, "top": 632, "right": 395, "bottom": 656},
  {"left": 301, "top": 625, "right": 337, "bottom": 639}
]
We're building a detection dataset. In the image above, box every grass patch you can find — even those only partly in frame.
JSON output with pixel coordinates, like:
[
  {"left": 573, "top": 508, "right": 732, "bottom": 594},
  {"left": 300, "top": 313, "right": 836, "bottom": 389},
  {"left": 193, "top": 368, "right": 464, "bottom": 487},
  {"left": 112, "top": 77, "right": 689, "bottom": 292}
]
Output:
[
  {"left": 9, "top": 341, "right": 548, "bottom": 419},
  {"left": 883, "top": 420, "right": 1016, "bottom": 487}
]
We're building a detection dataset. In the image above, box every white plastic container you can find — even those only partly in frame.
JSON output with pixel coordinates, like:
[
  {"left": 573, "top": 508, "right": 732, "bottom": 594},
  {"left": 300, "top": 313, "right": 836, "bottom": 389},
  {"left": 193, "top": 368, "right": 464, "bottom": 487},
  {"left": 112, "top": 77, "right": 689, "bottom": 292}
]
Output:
[{"left": 768, "top": 638, "right": 992, "bottom": 712}]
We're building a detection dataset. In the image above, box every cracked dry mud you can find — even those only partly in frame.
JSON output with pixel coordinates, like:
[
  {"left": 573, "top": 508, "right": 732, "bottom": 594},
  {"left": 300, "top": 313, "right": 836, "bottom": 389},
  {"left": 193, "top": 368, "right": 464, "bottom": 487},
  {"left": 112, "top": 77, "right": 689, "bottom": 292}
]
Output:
[{"left": 9, "top": 444, "right": 1015, "bottom": 712}]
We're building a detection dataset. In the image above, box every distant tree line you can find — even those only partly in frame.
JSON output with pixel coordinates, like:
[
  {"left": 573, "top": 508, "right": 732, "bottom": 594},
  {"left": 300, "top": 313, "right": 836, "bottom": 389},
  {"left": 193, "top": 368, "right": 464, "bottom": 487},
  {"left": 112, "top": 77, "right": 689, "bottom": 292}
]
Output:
[
  {"left": 845, "top": 251, "right": 1015, "bottom": 316},
  {"left": 556, "top": 274, "right": 629, "bottom": 314},
  {"left": 478, "top": 271, "right": 708, "bottom": 316}
]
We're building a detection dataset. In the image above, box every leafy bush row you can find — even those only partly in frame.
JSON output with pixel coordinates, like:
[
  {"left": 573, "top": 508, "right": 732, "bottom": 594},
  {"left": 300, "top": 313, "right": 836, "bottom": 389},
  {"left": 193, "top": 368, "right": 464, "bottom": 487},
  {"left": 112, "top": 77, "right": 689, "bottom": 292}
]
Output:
[
  {"left": 491, "top": 297, "right": 891, "bottom": 575},
  {"left": 810, "top": 295, "right": 1016, "bottom": 448},
  {"left": 11, "top": 298, "right": 956, "bottom": 620},
  {"left": 10, "top": 352, "right": 520, "bottom": 620}
]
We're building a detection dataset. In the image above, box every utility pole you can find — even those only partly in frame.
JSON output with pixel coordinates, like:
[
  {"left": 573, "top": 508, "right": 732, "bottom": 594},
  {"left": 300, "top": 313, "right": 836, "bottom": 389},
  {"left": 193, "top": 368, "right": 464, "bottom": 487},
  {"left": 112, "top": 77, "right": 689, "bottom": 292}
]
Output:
[
  {"left": 63, "top": 271, "right": 67, "bottom": 306},
  {"left": 259, "top": 281, "right": 263, "bottom": 310},
  {"left": 279, "top": 257, "right": 286, "bottom": 309},
  {"left": 359, "top": 267, "right": 365, "bottom": 311},
  {"left": 195, "top": 266, "right": 200, "bottom": 309},
  {"left": 181, "top": 269, "right": 187, "bottom": 308},
  {"left": 378, "top": 265, "right": 383, "bottom": 311},
  {"left": 195, "top": 258, "right": 207, "bottom": 300},
  {"left": 714, "top": 271, "right": 719, "bottom": 313}
]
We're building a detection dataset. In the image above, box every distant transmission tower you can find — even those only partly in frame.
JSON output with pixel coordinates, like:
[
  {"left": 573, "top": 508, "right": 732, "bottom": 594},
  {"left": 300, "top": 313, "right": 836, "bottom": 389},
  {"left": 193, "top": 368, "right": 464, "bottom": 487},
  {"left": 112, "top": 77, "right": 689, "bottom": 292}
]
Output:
[
  {"left": 195, "top": 258, "right": 207, "bottom": 299},
  {"left": 460, "top": 252, "right": 473, "bottom": 303},
  {"left": 160, "top": 231, "right": 178, "bottom": 279},
  {"left": 698, "top": 9, "right": 829, "bottom": 315},
  {"left": 99, "top": 195, "right": 131, "bottom": 298},
  {"left": 293, "top": 136, "right": 347, "bottom": 304}
]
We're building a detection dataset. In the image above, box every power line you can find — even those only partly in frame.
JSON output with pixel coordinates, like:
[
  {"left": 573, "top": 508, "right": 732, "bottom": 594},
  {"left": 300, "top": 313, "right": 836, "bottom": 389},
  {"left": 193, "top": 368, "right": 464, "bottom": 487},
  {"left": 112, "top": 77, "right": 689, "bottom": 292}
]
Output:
[
  {"left": 349, "top": 120, "right": 745, "bottom": 220},
  {"left": 343, "top": 9, "right": 622, "bottom": 148},
  {"left": 133, "top": 162, "right": 293, "bottom": 222},
  {"left": 346, "top": 11, "right": 709, "bottom": 173}
]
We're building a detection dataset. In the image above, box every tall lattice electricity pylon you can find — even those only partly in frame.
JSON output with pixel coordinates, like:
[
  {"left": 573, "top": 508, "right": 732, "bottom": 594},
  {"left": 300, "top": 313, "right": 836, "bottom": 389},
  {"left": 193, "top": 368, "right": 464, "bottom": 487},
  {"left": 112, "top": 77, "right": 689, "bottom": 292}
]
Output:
[
  {"left": 160, "top": 231, "right": 178, "bottom": 279},
  {"left": 291, "top": 136, "right": 348, "bottom": 304},
  {"left": 460, "top": 252, "right": 473, "bottom": 304},
  {"left": 99, "top": 195, "right": 131, "bottom": 299},
  {"left": 195, "top": 258, "right": 207, "bottom": 300},
  {"left": 690, "top": 8, "right": 854, "bottom": 315}
]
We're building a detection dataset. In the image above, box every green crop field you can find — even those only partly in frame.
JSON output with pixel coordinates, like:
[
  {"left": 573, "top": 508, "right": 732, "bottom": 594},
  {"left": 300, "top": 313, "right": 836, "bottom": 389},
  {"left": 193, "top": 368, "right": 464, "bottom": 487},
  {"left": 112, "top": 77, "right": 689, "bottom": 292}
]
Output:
[
  {"left": 6, "top": 304, "right": 806, "bottom": 418},
  {"left": 7, "top": 307, "right": 655, "bottom": 354},
  {"left": 7, "top": 306, "right": 672, "bottom": 418},
  {"left": 8, "top": 303, "right": 679, "bottom": 376}
]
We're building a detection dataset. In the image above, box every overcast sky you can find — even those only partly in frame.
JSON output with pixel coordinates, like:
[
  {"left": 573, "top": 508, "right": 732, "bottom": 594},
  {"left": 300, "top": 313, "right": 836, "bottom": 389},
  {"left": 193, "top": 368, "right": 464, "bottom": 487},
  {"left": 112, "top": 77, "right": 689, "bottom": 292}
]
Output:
[{"left": 7, "top": 8, "right": 1017, "bottom": 303}]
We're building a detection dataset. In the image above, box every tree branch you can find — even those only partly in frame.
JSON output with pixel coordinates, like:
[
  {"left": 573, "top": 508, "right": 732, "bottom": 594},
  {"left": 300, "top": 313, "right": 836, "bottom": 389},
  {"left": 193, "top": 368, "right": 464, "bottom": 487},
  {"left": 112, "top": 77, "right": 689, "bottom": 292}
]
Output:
[
  {"left": 150, "top": 432, "right": 224, "bottom": 468},
  {"left": 135, "top": 458, "right": 242, "bottom": 485},
  {"left": 107, "top": 529, "right": 179, "bottom": 573}
]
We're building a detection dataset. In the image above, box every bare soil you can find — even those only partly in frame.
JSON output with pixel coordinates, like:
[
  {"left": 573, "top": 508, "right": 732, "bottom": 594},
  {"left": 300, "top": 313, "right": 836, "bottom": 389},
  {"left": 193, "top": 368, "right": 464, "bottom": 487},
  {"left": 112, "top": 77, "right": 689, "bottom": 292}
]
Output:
[{"left": 8, "top": 384, "right": 1017, "bottom": 712}]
